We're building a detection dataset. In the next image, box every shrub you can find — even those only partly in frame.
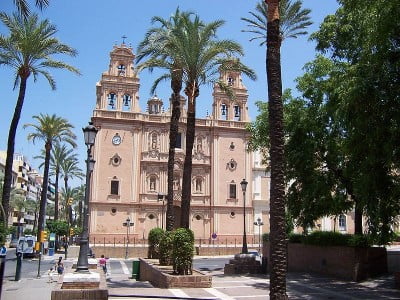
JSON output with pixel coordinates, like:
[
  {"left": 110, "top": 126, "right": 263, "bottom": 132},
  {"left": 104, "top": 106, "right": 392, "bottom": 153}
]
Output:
[
  {"left": 262, "top": 233, "right": 269, "bottom": 243},
  {"left": 159, "top": 230, "right": 174, "bottom": 265},
  {"left": 303, "top": 231, "right": 351, "bottom": 246},
  {"left": 148, "top": 227, "right": 164, "bottom": 258},
  {"left": 172, "top": 228, "right": 194, "bottom": 275},
  {"left": 347, "top": 234, "right": 373, "bottom": 248},
  {"left": 288, "top": 233, "right": 304, "bottom": 243}
]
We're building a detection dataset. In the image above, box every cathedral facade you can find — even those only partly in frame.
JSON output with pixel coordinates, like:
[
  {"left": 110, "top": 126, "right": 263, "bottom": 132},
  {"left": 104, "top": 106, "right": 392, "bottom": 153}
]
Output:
[{"left": 89, "top": 44, "right": 270, "bottom": 243}]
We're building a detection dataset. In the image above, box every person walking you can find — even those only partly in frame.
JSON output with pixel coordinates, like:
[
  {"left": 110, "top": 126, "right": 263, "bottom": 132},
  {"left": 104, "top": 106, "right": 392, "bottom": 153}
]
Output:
[
  {"left": 99, "top": 254, "right": 107, "bottom": 274},
  {"left": 56, "top": 256, "right": 64, "bottom": 276}
]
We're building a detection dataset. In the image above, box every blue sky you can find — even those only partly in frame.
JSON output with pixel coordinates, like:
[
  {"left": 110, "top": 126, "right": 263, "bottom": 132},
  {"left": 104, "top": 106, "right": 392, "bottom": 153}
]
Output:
[{"left": 0, "top": 0, "right": 339, "bottom": 187}]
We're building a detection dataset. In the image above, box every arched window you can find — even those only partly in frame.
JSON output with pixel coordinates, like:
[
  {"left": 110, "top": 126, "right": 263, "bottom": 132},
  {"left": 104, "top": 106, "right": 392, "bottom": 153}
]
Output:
[
  {"left": 220, "top": 103, "right": 228, "bottom": 120},
  {"left": 117, "top": 64, "right": 126, "bottom": 76},
  {"left": 234, "top": 104, "right": 241, "bottom": 121},
  {"left": 108, "top": 93, "right": 117, "bottom": 110},
  {"left": 122, "top": 94, "right": 131, "bottom": 111}
]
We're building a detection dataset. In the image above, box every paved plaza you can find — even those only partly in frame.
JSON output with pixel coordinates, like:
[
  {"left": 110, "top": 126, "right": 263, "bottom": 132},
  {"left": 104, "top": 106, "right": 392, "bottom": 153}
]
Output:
[{"left": 2, "top": 254, "right": 399, "bottom": 300}]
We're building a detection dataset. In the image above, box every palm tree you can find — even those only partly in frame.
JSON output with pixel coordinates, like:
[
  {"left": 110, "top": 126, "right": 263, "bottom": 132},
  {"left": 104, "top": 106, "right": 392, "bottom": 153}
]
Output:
[
  {"left": 35, "top": 143, "right": 77, "bottom": 221},
  {"left": 241, "top": 0, "right": 312, "bottom": 45},
  {"left": 9, "top": 188, "right": 25, "bottom": 238},
  {"left": 23, "top": 113, "right": 76, "bottom": 246},
  {"left": 242, "top": 1, "right": 312, "bottom": 298},
  {"left": 177, "top": 15, "right": 256, "bottom": 228},
  {"left": 0, "top": 13, "right": 80, "bottom": 229},
  {"left": 60, "top": 159, "right": 83, "bottom": 225},
  {"left": 137, "top": 9, "right": 193, "bottom": 231},
  {"left": 13, "top": 0, "right": 50, "bottom": 19}
]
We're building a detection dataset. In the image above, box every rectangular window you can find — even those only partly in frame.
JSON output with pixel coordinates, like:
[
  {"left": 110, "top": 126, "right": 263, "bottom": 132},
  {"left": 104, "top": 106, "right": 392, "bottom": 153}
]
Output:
[
  {"left": 175, "top": 132, "right": 182, "bottom": 149},
  {"left": 229, "top": 184, "right": 236, "bottom": 199},
  {"left": 110, "top": 180, "right": 119, "bottom": 195},
  {"left": 339, "top": 215, "right": 346, "bottom": 231}
]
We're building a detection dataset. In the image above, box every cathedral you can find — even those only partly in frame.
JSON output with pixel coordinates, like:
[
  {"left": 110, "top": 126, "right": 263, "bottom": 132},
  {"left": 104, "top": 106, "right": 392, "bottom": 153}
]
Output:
[{"left": 88, "top": 43, "right": 269, "bottom": 243}]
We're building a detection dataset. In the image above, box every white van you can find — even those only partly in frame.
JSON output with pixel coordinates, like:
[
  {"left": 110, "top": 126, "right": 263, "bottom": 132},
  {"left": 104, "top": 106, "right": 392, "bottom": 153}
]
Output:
[{"left": 17, "top": 235, "right": 36, "bottom": 258}]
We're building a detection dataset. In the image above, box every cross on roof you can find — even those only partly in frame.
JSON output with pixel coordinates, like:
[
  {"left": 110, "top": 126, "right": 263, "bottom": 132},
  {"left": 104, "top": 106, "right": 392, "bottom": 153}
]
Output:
[{"left": 122, "top": 35, "right": 127, "bottom": 44}]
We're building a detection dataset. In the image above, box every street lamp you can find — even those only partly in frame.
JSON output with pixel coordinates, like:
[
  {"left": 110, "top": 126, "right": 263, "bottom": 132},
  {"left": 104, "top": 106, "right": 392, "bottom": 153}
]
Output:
[
  {"left": 157, "top": 193, "right": 166, "bottom": 230},
  {"left": 254, "top": 217, "right": 264, "bottom": 255},
  {"left": 123, "top": 217, "right": 134, "bottom": 259},
  {"left": 240, "top": 179, "right": 248, "bottom": 254},
  {"left": 76, "top": 122, "right": 97, "bottom": 272}
]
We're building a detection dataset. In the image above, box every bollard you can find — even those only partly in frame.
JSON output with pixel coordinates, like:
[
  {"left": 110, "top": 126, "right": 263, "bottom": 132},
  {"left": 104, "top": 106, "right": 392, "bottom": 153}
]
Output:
[{"left": 15, "top": 252, "right": 22, "bottom": 281}]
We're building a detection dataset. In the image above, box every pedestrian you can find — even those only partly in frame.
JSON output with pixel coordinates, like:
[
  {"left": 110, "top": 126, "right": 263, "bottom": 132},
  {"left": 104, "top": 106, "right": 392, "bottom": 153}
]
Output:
[
  {"left": 56, "top": 256, "right": 64, "bottom": 276},
  {"left": 0, "top": 244, "right": 7, "bottom": 259},
  {"left": 47, "top": 267, "right": 56, "bottom": 283},
  {"left": 98, "top": 254, "right": 107, "bottom": 274}
]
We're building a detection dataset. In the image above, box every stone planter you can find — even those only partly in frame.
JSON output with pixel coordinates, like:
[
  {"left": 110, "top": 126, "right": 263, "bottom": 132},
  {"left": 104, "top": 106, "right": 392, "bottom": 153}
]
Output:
[
  {"left": 139, "top": 258, "right": 212, "bottom": 288},
  {"left": 264, "top": 242, "right": 387, "bottom": 281}
]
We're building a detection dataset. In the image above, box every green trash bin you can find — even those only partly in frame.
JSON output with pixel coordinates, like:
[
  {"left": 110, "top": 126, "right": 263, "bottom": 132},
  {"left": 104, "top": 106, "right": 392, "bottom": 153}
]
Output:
[{"left": 132, "top": 259, "right": 140, "bottom": 280}]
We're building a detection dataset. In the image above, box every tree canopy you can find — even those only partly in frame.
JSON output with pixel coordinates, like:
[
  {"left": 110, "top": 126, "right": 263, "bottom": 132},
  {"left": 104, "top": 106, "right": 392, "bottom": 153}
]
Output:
[{"left": 249, "top": 0, "right": 400, "bottom": 243}]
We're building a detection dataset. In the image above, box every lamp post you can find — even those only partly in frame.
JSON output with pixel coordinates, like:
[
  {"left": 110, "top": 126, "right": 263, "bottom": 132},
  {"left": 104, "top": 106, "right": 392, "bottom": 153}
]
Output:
[
  {"left": 157, "top": 193, "right": 165, "bottom": 230},
  {"left": 76, "top": 122, "right": 97, "bottom": 272},
  {"left": 240, "top": 179, "right": 248, "bottom": 254},
  {"left": 123, "top": 217, "right": 134, "bottom": 259},
  {"left": 254, "top": 217, "right": 264, "bottom": 255}
]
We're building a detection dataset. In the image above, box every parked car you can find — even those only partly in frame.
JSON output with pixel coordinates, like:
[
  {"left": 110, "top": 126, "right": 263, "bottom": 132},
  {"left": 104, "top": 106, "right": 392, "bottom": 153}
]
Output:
[
  {"left": 248, "top": 250, "right": 261, "bottom": 262},
  {"left": 17, "top": 235, "right": 36, "bottom": 258},
  {"left": 9, "top": 239, "right": 18, "bottom": 248}
]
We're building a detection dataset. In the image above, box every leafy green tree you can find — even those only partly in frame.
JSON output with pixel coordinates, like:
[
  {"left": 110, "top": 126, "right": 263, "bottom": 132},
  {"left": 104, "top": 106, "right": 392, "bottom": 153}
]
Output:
[
  {"left": 310, "top": 0, "right": 400, "bottom": 243},
  {"left": 24, "top": 113, "right": 76, "bottom": 245},
  {"left": 0, "top": 13, "right": 79, "bottom": 229},
  {"left": 284, "top": 56, "right": 354, "bottom": 231},
  {"left": 46, "top": 220, "right": 68, "bottom": 236},
  {"left": 137, "top": 9, "right": 193, "bottom": 232},
  {"left": 244, "top": 0, "right": 312, "bottom": 297}
]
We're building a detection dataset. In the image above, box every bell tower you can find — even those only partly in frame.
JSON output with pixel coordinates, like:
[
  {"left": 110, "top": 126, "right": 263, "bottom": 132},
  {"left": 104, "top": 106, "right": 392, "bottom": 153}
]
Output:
[
  {"left": 95, "top": 43, "right": 140, "bottom": 113},
  {"left": 211, "top": 70, "right": 249, "bottom": 122}
]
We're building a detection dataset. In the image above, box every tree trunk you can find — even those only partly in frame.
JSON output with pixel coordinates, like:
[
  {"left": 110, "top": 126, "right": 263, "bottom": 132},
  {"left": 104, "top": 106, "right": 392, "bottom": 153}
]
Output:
[
  {"left": 1, "top": 76, "right": 28, "bottom": 227},
  {"left": 166, "top": 69, "right": 182, "bottom": 231},
  {"left": 36, "top": 142, "right": 52, "bottom": 242},
  {"left": 354, "top": 199, "right": 363, "bottom": 235},
  {"left": 54, "top": 169, "right": 60, "bottom": 221},
  {"left": 266, "top": 0, "right": 288, "bottom": 299},
  {"left": 181, "top": 83, "right": 198, "bottom": 228}
]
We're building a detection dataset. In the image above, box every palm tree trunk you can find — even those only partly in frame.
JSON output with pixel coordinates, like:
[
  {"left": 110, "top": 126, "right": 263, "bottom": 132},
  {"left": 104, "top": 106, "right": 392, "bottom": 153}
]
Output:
[
  {"left": 266, "top": 0, "right": 288, "bottom": 299},
  {"left": 1, "top": 76, "right": 28, "bottom": 227},
  {"left": 36, "top": 142, "right": 52, "bottom": 242},
  {"left": 181, "top": 85, "right": 198, "bottom": 228},
  {"left": 166, "top": 70, "right": 183, "bottom": 231},
  {"left": 54, "top": 169, "right": 60, "bottom": 220}
]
